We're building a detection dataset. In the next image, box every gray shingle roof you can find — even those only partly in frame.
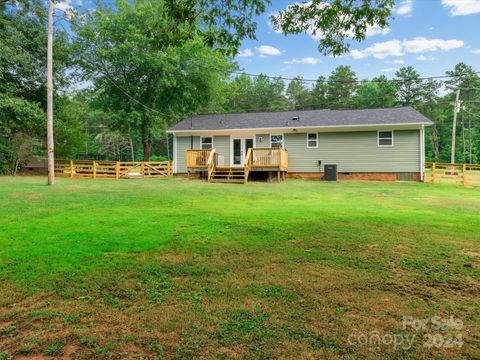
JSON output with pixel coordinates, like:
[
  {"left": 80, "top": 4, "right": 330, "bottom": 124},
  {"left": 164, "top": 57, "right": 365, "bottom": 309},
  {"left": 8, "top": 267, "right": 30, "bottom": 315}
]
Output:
[{"left": 169, "top": 106, "right": 432, "bottom": 132}]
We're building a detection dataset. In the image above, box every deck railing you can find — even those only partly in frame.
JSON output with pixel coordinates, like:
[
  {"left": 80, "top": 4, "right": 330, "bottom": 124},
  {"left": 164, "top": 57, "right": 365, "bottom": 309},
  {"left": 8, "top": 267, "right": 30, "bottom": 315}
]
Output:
[
  {"left": 424, "top": 162, "right": 480, "bottom": 186},
  {"left": 244, "top": 147, "right": 253, "bottom": 184},
  {"left": 186, "top": 149, "right": 213, "bottom": 169},
  {"left": 206, "top": 149, "right": 217, "bottom": 182},
  {"left": 54, "top": 160, "right": 173, "bottom": 179},
  {"left": 249, "top": 148, "right": 288, "bottom": 171}
]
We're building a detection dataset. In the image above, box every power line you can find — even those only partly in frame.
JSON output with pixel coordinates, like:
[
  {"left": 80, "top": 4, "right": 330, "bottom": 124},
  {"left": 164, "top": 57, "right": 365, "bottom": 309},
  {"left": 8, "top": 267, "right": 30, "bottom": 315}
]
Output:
[
  {"left": 54, "top": 8, "right": 480, "bottom": 87},
  {"left": 54, "top": 12, "right": 480, "bottom": 119},
  {"left": 230, "top": 70, "right": 480, "bottom": 84}
]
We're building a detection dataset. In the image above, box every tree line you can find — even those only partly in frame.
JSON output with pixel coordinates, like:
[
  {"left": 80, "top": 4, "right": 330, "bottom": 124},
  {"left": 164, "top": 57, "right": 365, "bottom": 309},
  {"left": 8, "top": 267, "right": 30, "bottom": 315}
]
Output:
[
  {"left": 222, "top": 64, "right": 480, "bottom": 164},
  {"left": 1, "top": 0, "right": 478, "bottom": 174}
]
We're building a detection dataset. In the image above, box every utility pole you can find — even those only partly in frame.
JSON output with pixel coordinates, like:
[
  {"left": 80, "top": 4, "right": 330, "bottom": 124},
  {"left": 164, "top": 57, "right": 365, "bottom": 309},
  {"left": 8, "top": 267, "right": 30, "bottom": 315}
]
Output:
[
  {"left": 47, "top": 0, "right": 55, "bottom": 185},
  {"left": 451, "top": 89, "right": 461, "bottom": 164}
]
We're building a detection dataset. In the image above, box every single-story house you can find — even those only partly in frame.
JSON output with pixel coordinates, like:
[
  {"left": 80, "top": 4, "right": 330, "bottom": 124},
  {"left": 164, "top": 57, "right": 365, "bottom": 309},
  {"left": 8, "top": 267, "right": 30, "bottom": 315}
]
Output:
[{"left": 167, "top": 107, "right": 432, "bottom": 183}]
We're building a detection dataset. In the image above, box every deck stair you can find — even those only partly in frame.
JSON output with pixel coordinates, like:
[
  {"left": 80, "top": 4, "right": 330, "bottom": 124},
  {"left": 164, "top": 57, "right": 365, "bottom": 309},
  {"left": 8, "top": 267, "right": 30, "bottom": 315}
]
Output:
[{"left": 209, "top": 166, "right": 247, "bottom": 183}]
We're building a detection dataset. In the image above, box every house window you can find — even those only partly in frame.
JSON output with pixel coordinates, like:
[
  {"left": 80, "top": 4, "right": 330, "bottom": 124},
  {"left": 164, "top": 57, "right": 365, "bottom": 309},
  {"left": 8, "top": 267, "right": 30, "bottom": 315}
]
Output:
[
  {"left": 201, "top": 136, "right": 213, "bottom": 149},
  {"left": 270, "top": 135, "right": 283, "bottom": 148},
  {"left": 307, "top": 133, "right": 318, "bottom": 148},
  {"left": 378, "top": 131, "right": 394, "bottom": 147}
]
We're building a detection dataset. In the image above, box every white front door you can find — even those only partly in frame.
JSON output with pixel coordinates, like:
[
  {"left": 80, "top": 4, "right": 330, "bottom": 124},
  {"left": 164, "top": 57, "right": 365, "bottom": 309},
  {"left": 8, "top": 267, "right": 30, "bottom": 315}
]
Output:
[{"left": 232, "top": 137, "right": 254, "bottom": 166}]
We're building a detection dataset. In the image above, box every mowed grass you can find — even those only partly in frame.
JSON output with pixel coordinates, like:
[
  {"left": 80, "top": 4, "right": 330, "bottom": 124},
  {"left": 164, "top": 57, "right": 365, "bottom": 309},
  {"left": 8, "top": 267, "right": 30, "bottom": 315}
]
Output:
[{"left": 0, "top": 176, "right": 479, "bottom": 359}]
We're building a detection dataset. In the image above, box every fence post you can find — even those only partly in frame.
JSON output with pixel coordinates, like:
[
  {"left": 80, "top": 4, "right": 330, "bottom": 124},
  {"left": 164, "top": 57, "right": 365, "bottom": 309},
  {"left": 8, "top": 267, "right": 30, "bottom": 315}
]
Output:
[
  {"left": 432, "top": 163, "right": 436, "bottom": 183},
  {"left": 116, "top": 161, "right": 120, "bottom": 180},
  {"left": 168, "top": 161, "right": 171, "bottom": 176},
  {"left": 463, "top": 163, "right": 467, "bottom": 187},
  {"left": 93, "top": 160, "right": 97, "bottom": 179},
  {"left": 141, "top": 162, "right": 145, "bottom": 177},
  {"left": 70, "top": 160, "right": 74, "bottom": 178}
]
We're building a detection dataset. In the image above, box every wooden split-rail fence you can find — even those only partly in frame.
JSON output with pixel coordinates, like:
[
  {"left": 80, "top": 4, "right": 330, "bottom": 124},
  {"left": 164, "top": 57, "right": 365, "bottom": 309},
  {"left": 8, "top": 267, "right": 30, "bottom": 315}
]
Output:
[
  {"left": 424, "top": 162, "right": 480, "bottom": 186},
  {"left": 55, "top": 160, "right": 173, "bottom": 179}
]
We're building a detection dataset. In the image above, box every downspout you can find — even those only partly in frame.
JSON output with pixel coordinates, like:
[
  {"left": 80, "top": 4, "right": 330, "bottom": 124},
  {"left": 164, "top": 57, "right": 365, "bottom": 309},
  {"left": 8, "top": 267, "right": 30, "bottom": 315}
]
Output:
[
  {"left": 190, "top": 114, "right": 193, "bottom": 149},
  {"left": 420, "top": 125, "right": 425, "bottom": 181},
  {"left": 173, "top": 132, "right": 177, "bottom": 174}
]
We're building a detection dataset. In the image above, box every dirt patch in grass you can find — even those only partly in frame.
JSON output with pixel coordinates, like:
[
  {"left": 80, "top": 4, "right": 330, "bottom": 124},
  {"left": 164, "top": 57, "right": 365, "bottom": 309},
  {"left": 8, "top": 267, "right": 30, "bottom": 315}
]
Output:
[
  {"left": 463, "top": 251, "right": 480, "bottom": 257},
  {"left": 10, "top": 192, "right": 44, "bottom": 200}
]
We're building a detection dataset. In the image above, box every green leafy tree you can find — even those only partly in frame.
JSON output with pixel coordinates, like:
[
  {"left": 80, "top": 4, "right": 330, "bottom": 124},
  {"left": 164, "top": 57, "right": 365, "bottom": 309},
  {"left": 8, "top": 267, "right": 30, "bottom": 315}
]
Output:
[
  {"left": 310, "top": 76, "right": 328, "bottom": 109},
  {"left": 286, "top": 77, "right": 311, "bottom": 110},
  {"left": 54, "top": 95, "right": 88, "bottom": 159},
  {"left": 224, "top": 74, "right": 287, "bottom": 112},
  {"left": 72, "top": 0, "right": 234, "bottom": 160},
  {"left": 271, "top": 0, "right": 394, "bottom": 55},
  {"left": 326, "top": 66, "right": 357, "bottom": 109},
  {"left": 445, "top": 63, "right": 480, "bottom": 163},
  {"left": 0, "top": 0, "right": 70, "bottom": 173},
  {"left": 224, "top": 74, "right": 254, "bottom": 112},
  {"left": 354, "top": 75, "right": 397, "bottom": 108},
  {"left": 394, "top": 66, "right": 424, "bottom": 106}
]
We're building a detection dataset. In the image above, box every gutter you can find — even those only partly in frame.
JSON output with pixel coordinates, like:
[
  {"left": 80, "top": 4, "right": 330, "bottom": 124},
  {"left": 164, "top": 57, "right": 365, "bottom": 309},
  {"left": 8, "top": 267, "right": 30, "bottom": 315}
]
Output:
[{"left": 166, "top": 122, "right": 432, "bottom": 134}]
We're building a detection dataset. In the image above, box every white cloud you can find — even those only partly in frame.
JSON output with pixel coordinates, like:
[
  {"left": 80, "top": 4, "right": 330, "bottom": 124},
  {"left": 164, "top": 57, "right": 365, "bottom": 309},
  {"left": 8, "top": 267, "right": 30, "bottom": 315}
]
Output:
[
  {"left": 365, "top": 25, "right": 391, "bottom": 37},
  {"left": 471, "top": 49, "right": 480, "bottom": 54},
  {"left": 349, "top": 37, "right": 464, "bottom": 60},
  {"left": 394, "top": 0, "right": 414, "bottom": 15},
  {"left": 429, "top": 26, "right": 435, "bottom": 30},
  {"left": 386, "top": 59, "right": 405, "bottom": 64},
  {"left": 417, "top": 55, "right": 437, "bottom": 61},
  {"left": 353, "top": 40, "right": 405, "bottom": 59},
  {"left": 55, "top": 2, "right": 72, "bottom": 11},
  {"left": 238, "top": 48, "right": 254, "bottom": 58},
  {"left": 308, "top": 24, "right": 390, "bottom": 40},
  {"left": 380, "top": 67, "right": 397, "bottom": 73},
  {"left": 256, "top": 45, "right": 282, "bottom": 56},
  {"left": 283, "top": 57, "right": 320, "bottom": 65},
  {"left": 442, "top": 0, "right": 480, "bottom": 16},
  {"left": 402, "top": 37, "right": 464, "bottom": 53},
  {"left": 55, "top": 0, "right": 82, "bottom": 11},
  {"left": 349, "top": 49, "right": 367, "bottom": 59}
]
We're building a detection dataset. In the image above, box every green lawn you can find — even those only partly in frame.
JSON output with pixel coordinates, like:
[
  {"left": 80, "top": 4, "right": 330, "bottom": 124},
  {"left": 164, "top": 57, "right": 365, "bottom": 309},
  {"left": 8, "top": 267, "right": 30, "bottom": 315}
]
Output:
[{"left": 0, "top": 177, "right": 479, "bottom": 359}]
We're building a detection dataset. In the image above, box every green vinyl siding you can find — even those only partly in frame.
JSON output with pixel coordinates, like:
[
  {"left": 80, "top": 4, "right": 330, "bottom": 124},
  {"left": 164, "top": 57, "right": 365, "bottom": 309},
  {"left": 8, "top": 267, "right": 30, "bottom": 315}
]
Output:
[
  {"left": 284, "top": 130, "right": 420, "bottom": 173},
  {"left": 255, "top": 134, "right": 270, "bottom": 147},
  {"left": 213, "top": 136, "right": 230, "bottom": 166},
  {"left": 176, "top": 136, "right": 199, "bottom": 173},
  {"left": 175, "top": 135, "right": 230, "bottom": 173}
]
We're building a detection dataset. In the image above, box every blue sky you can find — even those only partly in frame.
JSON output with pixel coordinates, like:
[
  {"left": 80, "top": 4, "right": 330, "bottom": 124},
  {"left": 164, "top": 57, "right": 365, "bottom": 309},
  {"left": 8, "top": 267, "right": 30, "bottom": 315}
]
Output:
[
  {"left": 56, "top": 0, "right": 480, "bottom": 81},
  {"left": 234, "top": 0, "right": 480, "bottom": 80}
]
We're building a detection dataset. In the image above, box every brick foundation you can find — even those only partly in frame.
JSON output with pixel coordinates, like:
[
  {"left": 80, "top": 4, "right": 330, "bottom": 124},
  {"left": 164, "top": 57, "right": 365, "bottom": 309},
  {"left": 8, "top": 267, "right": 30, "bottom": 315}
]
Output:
[
  {"left": 177, "top": 172, "right": 422, "bottom": 182},
  {"left": 287, "top": 172, "right": 421, "bottom": 182}
]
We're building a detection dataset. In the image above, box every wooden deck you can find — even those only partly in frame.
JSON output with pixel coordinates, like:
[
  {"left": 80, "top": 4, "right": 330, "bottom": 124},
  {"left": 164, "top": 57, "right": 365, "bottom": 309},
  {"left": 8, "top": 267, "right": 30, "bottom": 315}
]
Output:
[{"left": 186, "top": 148, "right": 288, "bottom": 183}]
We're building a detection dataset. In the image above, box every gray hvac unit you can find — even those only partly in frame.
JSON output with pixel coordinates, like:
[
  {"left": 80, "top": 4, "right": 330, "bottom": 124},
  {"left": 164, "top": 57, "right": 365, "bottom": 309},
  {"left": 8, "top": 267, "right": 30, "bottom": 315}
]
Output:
[{"left": 324, "top": 164, "right": 338, "bottom": 181}]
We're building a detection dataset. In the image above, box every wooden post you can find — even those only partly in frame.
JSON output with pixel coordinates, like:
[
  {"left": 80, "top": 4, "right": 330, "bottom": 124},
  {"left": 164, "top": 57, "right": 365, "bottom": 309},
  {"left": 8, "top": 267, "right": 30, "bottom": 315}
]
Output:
[
  {"left": 432, "top": 163, "right": 436, "bottom": 183},
  {"left": 168, "top": 161, "right": 171, "bottom": 176},
  {"left": 463, "top": 163, "right": 467, "bottom": 187},
  {"left": 92, "top": 160, "right": 97, "bottom": 179},
  {"left": 141, "top": 162, "right": 145, "bottom": 177},
  {"left": 115, "top": 161, "right": 120, "bottom": 180},
  {"left": 70, "top": 160, "right": 74, "bottom": 178},
  {"left": 451, "top": 89, "right": 461, "bottom": 164},
  {"left": 46, "top": 0, "right": 55, "bottom": 185}
]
